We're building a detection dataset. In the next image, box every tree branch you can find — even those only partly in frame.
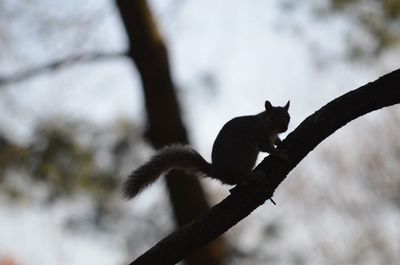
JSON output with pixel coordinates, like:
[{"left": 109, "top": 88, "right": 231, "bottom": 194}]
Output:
[
  {"left": 129, "top": 68, "right": 400, "bottom": 265},
  {"left": 116, "top": 1, "right": 226, "bottom": 264},
  {"left": 0, "top": 51, "right": 127, "bottom": 87}
]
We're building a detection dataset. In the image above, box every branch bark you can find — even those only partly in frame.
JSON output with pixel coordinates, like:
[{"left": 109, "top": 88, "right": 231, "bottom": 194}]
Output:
[{"left": 130, "top": 68, "right": 400, "bottom": 265}]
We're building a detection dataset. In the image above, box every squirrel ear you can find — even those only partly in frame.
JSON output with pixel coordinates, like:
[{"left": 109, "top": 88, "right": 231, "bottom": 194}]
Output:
[
  {"left": 284, "top": 100, "right": 290, "bottom": 111},
  {"left": 265, "top": 100, "right": 273, "bottom": 111}
]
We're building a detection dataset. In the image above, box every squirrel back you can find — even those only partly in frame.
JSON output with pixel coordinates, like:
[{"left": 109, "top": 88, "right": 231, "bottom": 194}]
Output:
[{"left": 123, "top": 144, "right": 212, "bottom": 199}]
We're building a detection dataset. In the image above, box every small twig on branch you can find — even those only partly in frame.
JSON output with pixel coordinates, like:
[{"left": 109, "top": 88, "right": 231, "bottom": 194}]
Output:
[
  {"left": 129, "top": 69, "right": 400, "bottom": 265},
  {"left": 0, "top": 51, "right": 127, "bottom": 87}
]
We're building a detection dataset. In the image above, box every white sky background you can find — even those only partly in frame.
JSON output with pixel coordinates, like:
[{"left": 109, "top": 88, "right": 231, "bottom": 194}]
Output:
[{"left": 0, "top": 0, "right": 400, "bottom": 264}]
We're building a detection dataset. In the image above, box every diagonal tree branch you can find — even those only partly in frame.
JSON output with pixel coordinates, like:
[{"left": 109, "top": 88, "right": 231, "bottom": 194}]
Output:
[
  {"left": 0, "top": 51, "right": 127, "bottom": 87},
  {"left": 129, "top": 68, "right": 400, "bottom": 265}
]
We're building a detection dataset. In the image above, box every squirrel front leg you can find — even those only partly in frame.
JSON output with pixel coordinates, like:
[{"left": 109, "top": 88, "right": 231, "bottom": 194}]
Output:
[
  {"left": 274, "top": 137, "right": 282, "bottom": 145},
  {"left": 259, "top": 140, "right": 287, "bottom": 159}
]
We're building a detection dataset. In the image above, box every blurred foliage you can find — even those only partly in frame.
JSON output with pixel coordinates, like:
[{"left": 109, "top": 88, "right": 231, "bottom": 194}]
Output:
[
  {"left": 358, "top": 110, "right": 400, "bottom": 208},
  {"left": 0, "top": 119, "right": 140, "bottom": 204},
  {"left": 0, "top": 119, "right": 177, "bottom": 254},
  {"left": 323, "top": 0, "right": 400, "bottom": 59}
]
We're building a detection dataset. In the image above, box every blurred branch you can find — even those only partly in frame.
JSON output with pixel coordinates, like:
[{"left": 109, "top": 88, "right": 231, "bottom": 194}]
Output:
[
  {"left": 0, "top": 51, "right": 127, "bottom": 87},
  {"left": 115, "top": 1, "right": 225, "bottom": 265},
  {"left": 130, "top": 68, "right": 400, "bottom": 265}
]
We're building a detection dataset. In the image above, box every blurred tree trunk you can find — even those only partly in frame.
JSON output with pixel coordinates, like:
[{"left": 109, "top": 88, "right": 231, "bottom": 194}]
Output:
[{"left": 115, "top": 1, "right": 226, "bottom": 264}]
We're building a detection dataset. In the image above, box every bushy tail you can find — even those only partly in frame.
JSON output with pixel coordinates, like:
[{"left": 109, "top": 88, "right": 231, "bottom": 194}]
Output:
[{"left": 123, "top": 144, "right": 212, "bottom": 199}]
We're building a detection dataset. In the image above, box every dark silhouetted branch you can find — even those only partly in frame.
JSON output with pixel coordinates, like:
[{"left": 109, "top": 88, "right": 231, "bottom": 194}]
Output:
[
  {"left": 0, "top": 51, "right": 127, "bottom": 86},
  {"left": 130, "top": 68, "right": 400, "bottom": 265}
]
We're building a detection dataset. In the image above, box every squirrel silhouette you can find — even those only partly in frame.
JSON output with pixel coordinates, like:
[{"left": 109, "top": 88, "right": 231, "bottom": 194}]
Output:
[{"left": 123, "top": 100, "right": 290, "bottom": 199}]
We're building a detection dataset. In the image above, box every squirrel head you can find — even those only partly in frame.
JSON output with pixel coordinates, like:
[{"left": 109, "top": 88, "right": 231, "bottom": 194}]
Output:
[{"left": 264, "top": 100, "right": 290, "bottom": 133}]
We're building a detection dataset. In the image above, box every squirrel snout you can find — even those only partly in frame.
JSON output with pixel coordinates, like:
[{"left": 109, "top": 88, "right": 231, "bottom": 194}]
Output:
[{"left": 278, "top": 123, "right": 289, "bottom": 133}]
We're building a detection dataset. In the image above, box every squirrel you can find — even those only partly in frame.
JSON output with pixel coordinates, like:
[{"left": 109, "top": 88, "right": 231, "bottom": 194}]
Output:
[{"left": 123, "top": 100, "right": 290, "bottom": 199}]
